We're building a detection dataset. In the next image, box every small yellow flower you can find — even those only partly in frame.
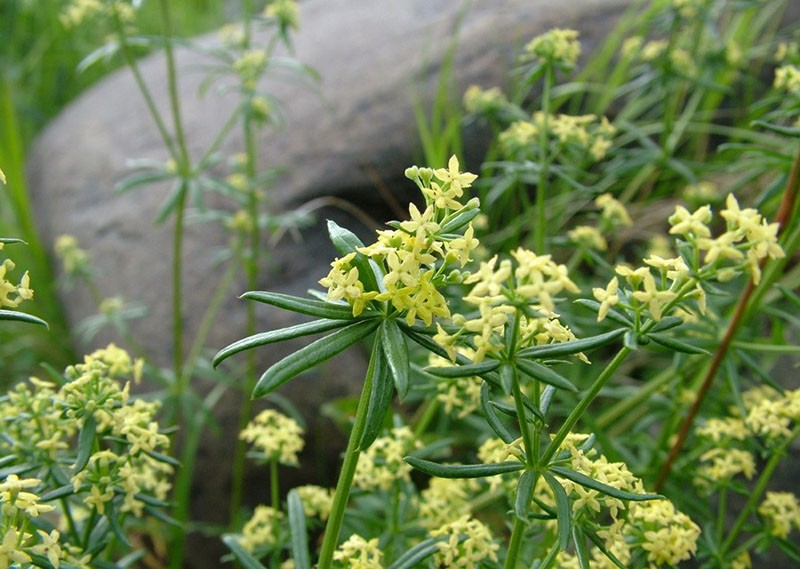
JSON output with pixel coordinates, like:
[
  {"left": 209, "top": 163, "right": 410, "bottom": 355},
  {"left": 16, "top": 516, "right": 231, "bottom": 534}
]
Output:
[
  {"left": 668, "top": 204, "right": 712, "bottom": 238},
  {"left": 524, "top": 28, "right": 581, "bottom": 68},
  {"left": 758, "top": 492, "right": 800, "bottom": 539},
  {"left": 241, "top": 505, "right": 284, "bottom": 551},
  {"left": 432, "top": 155, "right": 478, "bottom": 196},
  {"left": 240, "top": 409, "right": 304, "bottom": 466},
  {"left": 593, "top": 276, "right": 619, "bottom": 322},
  {"left": 332, "top": 534, "right": 383, "bottom": 568}
]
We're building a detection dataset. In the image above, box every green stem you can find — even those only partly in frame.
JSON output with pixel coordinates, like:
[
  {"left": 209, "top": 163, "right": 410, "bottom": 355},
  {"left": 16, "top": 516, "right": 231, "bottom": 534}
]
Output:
[
  {"left": 535, "top": 66, "right": 553, "bottom": 254},
  {"left": 168, "top": 411, "right": 205, "bottom": 569},
  {"left": 720, "top": 425, "right": 800, "bottom": 554},
  {"left": 540, "top": 347, "right": 631, "bottom": 466},
  {"left": 316, "top": 338, "right": 381, "bottom": 569},
  {"left": 270, "top": 459, "right": 280, "bottom": 511},
  {"left": 504, "top": 516, "right": 526, "bottom": 569}
]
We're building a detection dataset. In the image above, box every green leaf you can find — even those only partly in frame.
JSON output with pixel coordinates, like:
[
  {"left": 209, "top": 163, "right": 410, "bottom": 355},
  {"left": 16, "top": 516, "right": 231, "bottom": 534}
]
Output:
[
  {"left": 500, "top": 364, "right": 514, "bottom": 394},
  {"left": 585, "top": 528, "right": 627, "bottom": 569},
  {"left": 0, "top": 309, "right": 48, "bottom": 327},
  {"left": 515, "top": 359, "right": 578, "bottom": 392},
  {"left": 241, "top": 291, "right": 359, "bottom": 320},
  {"left": 287, "top": 490, "right": 311, "bottom": 569},
  {"left": 439, "top": 208, "right": 481, "bottom": 234},
  {"left": 221, "top": 535, "right": 268, "bottom": 569},
  {"left": 359, "top": 339, "right": 394, "bottom": 450},
  {"left": 115, "top": 171, "right": 175, "bottom": 194},
  {"left": 540, "top": 385, "right": 556, "bottom": 416},
  {"left": 39, "top": 484, "right": 75, "bottom": 502},
  {"left": 648, "top": 333, "right": 710, "bottom": 355},
  {"left": 515, "top": 470, "right": 537, "bottom": 520},
  {"left": 574, "top": 299, "right": 633, "bottom": 326},
  {"left": 327, "top": 220, "right": 382, "bottom": 293},
  {"left": 253, "top": 319, "right": 380, "bottom": 398},
  {"left": 74, "top": 414, "right": 97, "bottom": 474},
  {"left": 404, "top": 456, "right": 524, "bottom": 479},
  {"left": 573, "top": 525, "right": 591, "bottom": 569},
  {"left": 107, "top": 503, "right": 133, "bottom": 548},
  {"left": 143, "top": 450, "right": 181, "bottom": 467},
  {"left": 381, "top": 320, "right": 410, "bottom": 399},
  {"left": 542, "top": 471, "right": 571, "bottom": 551},
  {"left": 518, "top": 329, "right": 626, "bottom": 359},
  {"left": 0, "top": 238, "right": 26, "bottom": 245},
  {"left": 480, "top": 382, "right": 514, "bottom": 444},
  {"left": 424, "top": 359, "right": 500, "bottom": 379},
  {"left": 751, "top": 119, "right": 800, "bottom": 138},
  {"left": 649, "top": 316, "right": 684, "bottom": 333},
  {"left": 154, "top": 180, "right": 186, "bottom": 225},
  {"left": 388, "top": 537, "right": 443, "bottom": 569},
  {"left": 213, "top": 319, "right": 349, "bottom": 368},
  {"left": 549, "top": 466, "right": 661, "bottom": 502}
]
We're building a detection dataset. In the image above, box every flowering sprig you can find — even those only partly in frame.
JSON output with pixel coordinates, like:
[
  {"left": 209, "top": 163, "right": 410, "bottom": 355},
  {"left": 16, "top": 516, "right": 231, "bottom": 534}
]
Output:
[{"left": 0, "top": 344, "right": 174, "bottom": 566}]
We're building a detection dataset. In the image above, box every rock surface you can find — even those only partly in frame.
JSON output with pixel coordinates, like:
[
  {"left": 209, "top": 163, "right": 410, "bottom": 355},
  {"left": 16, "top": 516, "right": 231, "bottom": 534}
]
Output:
[{"left": 28, "top": 0, "right": 633, "bottom": 566}]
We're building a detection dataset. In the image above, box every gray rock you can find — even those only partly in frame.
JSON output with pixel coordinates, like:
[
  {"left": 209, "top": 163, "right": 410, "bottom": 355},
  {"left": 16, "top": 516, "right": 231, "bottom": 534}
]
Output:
[{"left": 28, "top": 0, "right": 633, "bottom": 566}]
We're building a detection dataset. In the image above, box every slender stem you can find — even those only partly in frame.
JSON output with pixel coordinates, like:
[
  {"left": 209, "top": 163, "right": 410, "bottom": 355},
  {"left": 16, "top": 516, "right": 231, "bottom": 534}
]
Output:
[
  {"left": 270, "top": 459, "right": 280, "bottom": 511},
  {"left": 511, "top": 367, "right": 536, "bottom": 468},
  {"left": 504, "top": 516, "right": 526, "bottom": 569},
  {"left": 720, "top": 426, "right": 799, "bottom": 554},
  {"left": 535, "top": 66, "right": 553, "bottom": 254},
  {"left": 168, "top": 411, "right": 205, "bottom": 569},
  {"left": 317, "top": 339, "right": 381, "bottom": 569},
  {"left": 540, "top": 347, "right": 631, "bottom": 466}
]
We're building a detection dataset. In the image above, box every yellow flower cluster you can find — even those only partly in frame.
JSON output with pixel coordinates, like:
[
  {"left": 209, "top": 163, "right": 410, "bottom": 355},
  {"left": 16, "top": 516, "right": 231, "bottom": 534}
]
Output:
[
  {"left": 353, "top": 426, "right": 421, "bottom": 492},
  {"left": 427, "top": 352, "right": 483, "bottom": 418},
  {"left": 430, "top": 514, "right": 499, "bottom": 568},
  {"left": 241, "top": 505, "right": 284, "bottom": 552},
  {"left": 696, "top": 448, "right": 756, "bottom": 485},
  {"left": 0, "top": 253, "right": 33, "bottom": 309},
  {"left": 0, "top": 475, "right": 63, "bottom": 568},
  {"left": 774, "top": 64, "right": 800, "bottom": 96},
  {"left": 758, "top": 491, "right": 800, "bottom": 539},
  {"left": 523, "top": 28, "right": 581, "bottom": 69},
  {"left": 239, "top": 409, "right": 305, "bottom": 466},
  {"left": 320, "top": 156, "right": 481, "bottom": 326},
  {"left": 264, "top": 0, "right": 299, "bottom": 31},
  {"left": 1, "top": 345, "right": 171, "bottom": 526},
  {"left": 332, "top": 534, "right": 383, "bottom": 569},
  {"left": 671, "top": 0, "right": 709, "bottom": 18},
  {"left": 234, "top": 49, "right": 269, "bottom": 90},
  {"left": 499, "top": 112, "right": 616, "bottom": 161},
  {"left": 60, "top": 0, "right": 134, "bottom": 28},
  {"left": 55, "top": 234, "right": 91, "bottom": 277},
  {"left": 435, "top": 248, "right": 581, "bottom": 362},
  {"left": 462, "top": 85, "right": 508, "bottom": 114},
  {"left": 551, "top": 433, "right": 699, "bottom": 568},
  {"left": 295, "top": 485, "right": 334, "bottom": 521},
  {"left": 417, "top": 477, "right": 480, "bottom": 530}
]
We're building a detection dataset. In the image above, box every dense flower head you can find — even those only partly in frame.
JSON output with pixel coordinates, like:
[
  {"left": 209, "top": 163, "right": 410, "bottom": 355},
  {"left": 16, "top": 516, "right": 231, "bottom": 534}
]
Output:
[
  {"left": 264, "top": 0, "right": 299, "bottom": 31},
  {"left": 240, "top": 409, "right": 305, "bottom": 466},
  {"left": 630, "top": 499, "right": 701, "bottom": 566},
  {"left": 463, "top": 85, "right": 508, "bottom": 114},
  {"left": 417, "top": 477, "right": 480, "bottom": 530},
  {"left": 55, "top": 234, "right": 91, "bottom": 277},
  {"left": 234, "top": 49, "right": 269, "bottom": 89},
  {"left": 523, "top": 28, "right": 581, "bottom": 69},
  {"left": 430, "top": 515, "right": 499, "bottom": 568},
  {"left": 332, "top": 534, "right": 383, "bottom": 569},
  {"left": 434, "top": 249, "right": 581, "bottom": 363},
  {"left": 696, "top": 448, "right": 756, "bottom": 486},
  {"left": 568, "top": 225, "right": 608, "bottom": 251},
  {"left": 0, "top": 251, "right": 33, "bottom": 309},
  {"left": 758, "top": 492, "right": 800, "bottom": 539},
  {"left": 774, "top": 64, "right": 800, "bottom": 96},
  {"left": 499, "top": 112, "right": 615, "bottom": 161},
  {"left": 353, "top": 426, "right": 421, "bottom": 492},
  {"left": 294, "top": 485, "right": 334, "bottom": 520},
  {"left": 240, "top": 505, "right": 284, "bottom": 552},
  {"left": 320, "top": 156, "right": 481, "bottom": 326},
  {"left": 60, "top": 0, "right": 135, "bottom": 28}
]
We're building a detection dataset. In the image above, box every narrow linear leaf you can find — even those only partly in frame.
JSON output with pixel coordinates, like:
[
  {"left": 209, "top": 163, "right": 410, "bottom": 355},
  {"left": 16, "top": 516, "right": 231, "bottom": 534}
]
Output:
[
  {"left": 381, "top": 319, "right": 410, "bottom": 399},
  {"left": 752, "top": 119, "right": 800, "bottom": 138},
  {"left": 518, "top": 329, "right": 626, "bottom": 359},
  {"left": 241, "top": 291, "right": 359, "bottom": 320},
  {"left": 0, "top": 238, "right": 26, "bottom": 245},
  {"left": 388, "top": 537, "right": 444, "bottom": 569},
  {"left": 585, "top": 528, "right": 627, "bottom": 569},
  {"left": 424, "top": 359, "right": 500, "bottom": 379},
  {"left": 540, "top": 385, "right": 556, "bottom": 416},
  {"left": 542, "top": 471, "right": 571, "bottom": 551},
  {"left": 573, "top": 525, "right": 591, "bottom": 569},
  {"left": 213, "top": 319, "right": 349, "bottom": 368},
  {"left": 404, "top": 456, "right": 524, "bottom": 479},
  {"left": 648, "top": 333, "right": 710, "bottom": 355},
  {"left": 74, "top": 414, "right": 97, "bottom": 474},
  {"left": 253, "top": 319, "right": 380, "bottom": 398},
  {"left": 107, "top": 504, "right": 133, "bottom": 548},
  {"left": 489, "top": 394, "right": 545, "bottom": 423},
  {"left": 221, "top": 535, "right": 268, "bottom": 569},
  {"left": 144, "top": 505, "right": 181, "bottom": 527},
  {"left": 439, "top": 208, "right": 481, "bottom": 234},
  {"left": 154, "top": 181, "right": 186, "bottom": 225},
  {"left": 287, "top": 490, "right": 311, "bottom": 569},
  {"left": 515, "top": 470, "right": 537, "bottom": 520},
  {"left": 623, "top": 330, "right": 639, "bottom": 350},
  {"left": 516, "top": 359, "right": 578, "bottom": 392},
  {"left": 574, "top": 299, "right": 633, "bottom": 326},
  {"left": 550, "top": 466, "right": 661, "bottom": 502},
  {"left": 500, "top": 364, "right": 514, "bottom": 394},
  {"left": 648, "top": 316, "right": 684, "bottom": 333},
  {"left": 480, "top": 382, "right": 514, "bottom": 444},
  {"left": 327, "top": 220, "right": 382, "bottom": 294},
  {"left": 359, "top": 340, "right": 394, "bottom": 450},
  {"left": 39, "top": 484, "right": 76, "bottom": 502},
  {"left": 143, "top": 450, "right": 181, "bottom": 467},
  {"left": 0, "top": 310, "right": 48, "bottom": 327}
]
